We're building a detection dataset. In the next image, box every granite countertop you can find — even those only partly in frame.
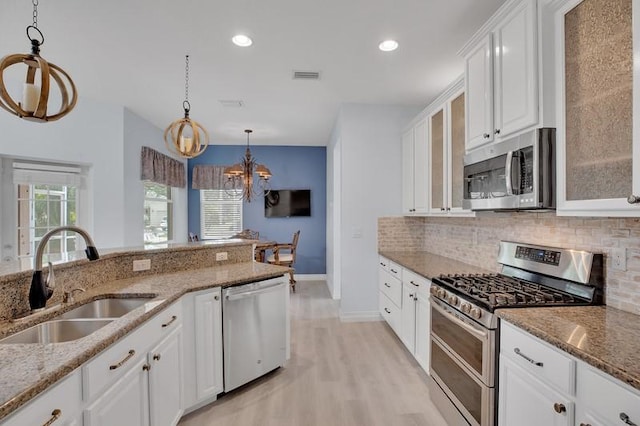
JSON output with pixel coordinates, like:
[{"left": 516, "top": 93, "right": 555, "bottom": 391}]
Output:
[
  {"left": 0, "top": 261, "right": 288, "bottom": 421},
  {"left": 497, "top": 306, "right": 640, "bottom": 392},
  {"left": 379, "top": 250, "right": 493, "bottom": 278}
]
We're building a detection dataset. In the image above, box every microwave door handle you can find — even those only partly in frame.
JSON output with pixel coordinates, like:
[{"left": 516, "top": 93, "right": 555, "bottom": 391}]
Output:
[{"left": 505, "top": 151, "right": 514, "bottom": 195}]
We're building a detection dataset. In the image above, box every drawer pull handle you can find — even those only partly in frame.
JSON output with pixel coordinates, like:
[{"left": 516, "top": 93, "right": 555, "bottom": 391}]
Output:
[
  {"left": 162, "top": 315, "right": 177, "bottom": 328},
  {"left": 514, "top": 348, "right": 543, "bottom": 367},
  {"left": 384, "top": 283, "right": 391, "bottom": 288},
  {"left": 384, "top": 308, "right": 391, "bottom": 314},
  {"left": 620, "top": 413, "right": 638, "bottom": 426},
  {"left": 43, "top": 409, "right": 62, "bottom": 426},
  {"left": 553, "top": 403, "right": 566, "bottom": 414},
  {"left": 380, "top": 262, "right": 386, "bottom": 267},
  {"left": 110, "top": 350, "right": 135, "bottom": 370},
  {"left": 410, "top": 281, "right": 419, "bottom": 287},
  {"left": 153, "top": 353, "right": 161, "bottom": 361},
  {"left": 390, "top": 268, "right": 398, "bottom": 274}
]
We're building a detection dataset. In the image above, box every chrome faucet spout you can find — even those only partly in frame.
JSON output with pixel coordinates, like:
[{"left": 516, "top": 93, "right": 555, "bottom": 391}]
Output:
[{"left": 29, "top": 226, "right": 100, "bottom": 311}]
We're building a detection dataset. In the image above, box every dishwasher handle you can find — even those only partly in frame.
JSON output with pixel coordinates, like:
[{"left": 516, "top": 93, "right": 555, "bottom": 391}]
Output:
[{"left": 225, "top": 281, "right": 285, "bottom": 301}]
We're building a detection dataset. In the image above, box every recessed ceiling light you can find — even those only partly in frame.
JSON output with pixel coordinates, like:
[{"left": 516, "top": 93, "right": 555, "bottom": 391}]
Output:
[
  {"left": 378, "top": 40, "right": 399, "bottom": 52},
  {"left": 232, "top": 34, "right": 253, "bottom": 47}
]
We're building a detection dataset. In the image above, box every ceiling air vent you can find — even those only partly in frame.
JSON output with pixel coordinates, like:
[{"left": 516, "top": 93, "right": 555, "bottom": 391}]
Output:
[
  {"left": 293, "top": 71, "right": 320, "bottom": 80},
  {"left": 218, "top": 100, "right": 244, "bottom": 107}
]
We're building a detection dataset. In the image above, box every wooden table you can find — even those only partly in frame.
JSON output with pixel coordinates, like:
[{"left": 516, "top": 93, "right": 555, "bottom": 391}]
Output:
[{"left": 254, "top": 241, "right": 277, "bottom": 262}]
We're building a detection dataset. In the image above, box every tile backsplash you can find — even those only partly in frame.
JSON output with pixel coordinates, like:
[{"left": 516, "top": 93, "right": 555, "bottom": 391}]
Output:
[{"left": 378, "top": 213, "right": 640, "bottom": 315}]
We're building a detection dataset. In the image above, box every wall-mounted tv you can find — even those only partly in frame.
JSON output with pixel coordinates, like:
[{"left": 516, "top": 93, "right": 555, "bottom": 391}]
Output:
[{"left": 265, "top": 189, "right": 311, "bottom": 217}]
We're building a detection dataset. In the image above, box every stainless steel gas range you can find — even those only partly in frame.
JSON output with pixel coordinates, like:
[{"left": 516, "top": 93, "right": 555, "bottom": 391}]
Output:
[{"left": 428, "top": 241, "right": 604, "bottom": 426}]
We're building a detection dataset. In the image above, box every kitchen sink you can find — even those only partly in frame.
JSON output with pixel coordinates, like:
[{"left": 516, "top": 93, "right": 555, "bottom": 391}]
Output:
[
  {"left": 0, "top": 319, "right": 113, "bottom": 344},
  {"left": 56, "top": 297, "right": 152, "bottom": 320}
]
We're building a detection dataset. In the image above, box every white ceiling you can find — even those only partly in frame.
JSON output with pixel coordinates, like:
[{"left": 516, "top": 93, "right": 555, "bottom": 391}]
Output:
[{"left": 0, "top": 0, "right": 505, "bottom": 146}]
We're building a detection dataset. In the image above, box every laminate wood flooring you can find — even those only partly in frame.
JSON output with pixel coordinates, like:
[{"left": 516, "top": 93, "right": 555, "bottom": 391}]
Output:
[{"left": 179, "top": 280, "right": 448, "bottom": 426}]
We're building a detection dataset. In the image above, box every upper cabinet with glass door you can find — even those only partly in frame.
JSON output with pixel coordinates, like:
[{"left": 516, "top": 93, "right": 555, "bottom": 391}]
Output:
[
  {"left": 555, "top": 0, "right": 640, "bottom": 216},
  {"left": 460, "top": 0, "right": 555, "bottom": 152}
]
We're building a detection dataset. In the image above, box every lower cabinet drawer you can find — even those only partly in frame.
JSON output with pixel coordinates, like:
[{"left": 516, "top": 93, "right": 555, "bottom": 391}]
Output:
[
  {"left": 379, "top": 292, "right": 400, "bottom": 335},
  {"left": 577, "top": 363, "right": 640, "bottom": 426},
  {"left": 379, "top": 270, "right": 402, "bottom": 307},
  {"left": 500, "top": 321, "right": 575, "bottom": 396},
  {"left": 2, "top": 370, "right": 82, "bottom": 426}
]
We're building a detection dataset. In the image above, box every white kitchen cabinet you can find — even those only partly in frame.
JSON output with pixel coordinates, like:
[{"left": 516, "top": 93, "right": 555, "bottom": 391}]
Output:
[
  {"left": 501, "top": 320, "right": 640, "bottom": 426},
  {"left": 148, "top": 326, "right": 184, "bottom": 426},
  {"left": 181, "top": 287, "right": 223, "bottom": 413},
  {"left": 554, "top": 0, "right": 640, "bottom": 216},
  {"left": 1, "top": 370, "right": 82, "bottom": 426},
  {"left": 402, "top": 118, "right": 429, "bottom": 215},
  {"left": 378, "top": 256, "right": 402, "bottom": 335},
  {"left": 462, "top": 0, "right": 543, "bottom": 153},
  {"left": 499, "top": 355, "right": 574, "bottom": 426},
  {"left": 84, "top": 356, "right": 150, "bottom": 426},
  {"left": 400, "top": 281, "right": 417, "bottom": 353}
]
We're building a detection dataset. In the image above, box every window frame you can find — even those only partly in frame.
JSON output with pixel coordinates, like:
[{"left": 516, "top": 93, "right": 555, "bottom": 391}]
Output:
[{"left": 143, "top": 182, "right": 174, "bottom": 245}]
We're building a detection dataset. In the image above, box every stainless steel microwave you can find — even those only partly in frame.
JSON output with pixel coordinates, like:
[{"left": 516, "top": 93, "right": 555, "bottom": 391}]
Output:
[{"left": 462, "top": 128, "right": 555, "bottom": 211}]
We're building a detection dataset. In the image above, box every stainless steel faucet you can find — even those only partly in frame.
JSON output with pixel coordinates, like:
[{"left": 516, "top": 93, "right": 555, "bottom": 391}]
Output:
[{"left": 29, "top": 226, "right": 100, "bottom": 312}]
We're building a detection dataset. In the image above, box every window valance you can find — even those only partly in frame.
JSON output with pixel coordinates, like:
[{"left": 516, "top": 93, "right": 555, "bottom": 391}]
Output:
[
  {"left": 140, "top": 146, "right": 186, "bottom": 188},
  {"left": 192, "top": 164, "right": 228, "bottom": 190}
]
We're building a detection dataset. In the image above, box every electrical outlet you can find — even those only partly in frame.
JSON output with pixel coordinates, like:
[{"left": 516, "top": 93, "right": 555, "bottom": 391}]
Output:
[
  {"left": 133, "top": 259, "right": 151, "bottom": 271},
  {"left": 611, "top": 248, "right": 627, "bottom": 271},
  {"left": 216, "top": 252, "right": 228, "bottom": 261}
]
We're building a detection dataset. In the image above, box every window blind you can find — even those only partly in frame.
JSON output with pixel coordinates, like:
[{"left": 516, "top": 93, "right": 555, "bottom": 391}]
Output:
[{"left": 200, "top": 190, "right": 243, "bottom": 240}]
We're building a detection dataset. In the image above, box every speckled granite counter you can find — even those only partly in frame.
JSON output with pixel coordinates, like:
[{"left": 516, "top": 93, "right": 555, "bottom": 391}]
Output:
[
  {"left": 497, "top": 306, "right": 640, "bottom": 391},
  {"left": 0, "top": 261, "right": 288, "bottom": 421},
  {"left": 379, "top": 250, "right": 492, "bottom": 278}
]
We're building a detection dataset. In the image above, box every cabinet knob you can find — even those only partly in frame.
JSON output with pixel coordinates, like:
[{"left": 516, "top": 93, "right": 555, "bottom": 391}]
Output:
[
  {"left": 627, "top": 195, "right": 640, "bottom": 204},
  {"left": 483, "top": 133, "right": 490, "bottom": 139},
  {"left": 620, "top": 412, "right": 638, "bottom": 426},
  {"left": 440, "top": 207, "right": 445, "bottom": 211},
  {"left": 153, "top": 354, "right": 161, "bottom": 361},
  {"left": 494, "top": 129, "right": 501, "bottom": 135},
  {"left": 579, "top": 423, "right": 592, "bottom": 426},
  {"left": 142, "top": 363, "right": 151, "bottom": 371},
  {"left": 214, "top": 295, "right": 219, "bottom": 300},
  {"left": 553, "top": 403, "right": 566, "bottom": 414},
  {"left": 384, "top": 308, "right": 391, "bottom": 314},
  {"left": 446, "top": 207, "right": 451, "bottom": 211}
]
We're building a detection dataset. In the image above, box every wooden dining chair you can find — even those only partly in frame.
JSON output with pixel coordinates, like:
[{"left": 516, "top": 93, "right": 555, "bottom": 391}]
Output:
[{"left": 267, "top": 230, "right": 300, "bottom": 291}]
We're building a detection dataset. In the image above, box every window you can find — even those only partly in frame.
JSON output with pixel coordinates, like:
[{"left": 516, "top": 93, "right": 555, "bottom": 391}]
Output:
[
  {"left": 10, "top": 161, "right": 87, "bottom": 259},
  {"left": 144, "top": 182, "right": 173, "bottom": 244},
  {"left": 200, "top": 190, "right": 242, "bottom": 239}
]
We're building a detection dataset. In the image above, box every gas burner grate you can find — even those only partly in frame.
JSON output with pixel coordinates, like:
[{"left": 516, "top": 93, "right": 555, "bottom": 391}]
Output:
[{"left": 436, "top": 273, "right": 581, "bottom": 309}]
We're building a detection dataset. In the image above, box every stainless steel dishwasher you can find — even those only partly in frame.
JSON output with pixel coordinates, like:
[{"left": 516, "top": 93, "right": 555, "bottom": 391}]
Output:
[{"left": 222, "top": 276, "right": 287, "bottom": 392}]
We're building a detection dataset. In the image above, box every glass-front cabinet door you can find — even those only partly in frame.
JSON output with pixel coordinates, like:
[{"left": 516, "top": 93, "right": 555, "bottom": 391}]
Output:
[
  {"left": 430, "top": 108, "right": 446, "bottom": 213},
  {"left": 556, "top": 0, "right": 640, "bottom": 215},
  {"left": 448, "top": 92, "right": 467, "bottom": 212}
]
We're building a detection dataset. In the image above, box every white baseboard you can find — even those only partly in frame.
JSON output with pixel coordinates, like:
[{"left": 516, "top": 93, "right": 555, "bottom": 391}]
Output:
[
  {"left": 294, "top": 274, "right": 327, "bottom": 281},
  {"left": 339, "top": 311, "right": 383, "bottom": 323}
]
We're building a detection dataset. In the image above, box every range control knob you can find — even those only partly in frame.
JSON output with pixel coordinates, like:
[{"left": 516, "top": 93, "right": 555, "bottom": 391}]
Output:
[
  {"left": 447, "top": 295, "right": 459, "bottom": 306},
  {"left": 470, "top": 308, "right": 482, "bottom": 320},
  {"left": 461, "top": 303, "right": 471, "bottom": 314},
  {"left": 437, "top": 289, "right": 447, "bottom": 299},
  {"left": 430, "top": 286, "right": 438, "bottom": 295}
]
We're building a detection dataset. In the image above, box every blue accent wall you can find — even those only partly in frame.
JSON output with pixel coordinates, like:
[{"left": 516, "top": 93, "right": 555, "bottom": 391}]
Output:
[{"left": 188, "top": 146, "right": 326, "bottom": 274}]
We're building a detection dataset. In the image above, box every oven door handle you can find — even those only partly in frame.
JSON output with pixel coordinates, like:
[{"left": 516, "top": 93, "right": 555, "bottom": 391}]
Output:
[
  {"left": 505, "top": 150, "right": 514, "bottom": 196},
  {"left": 431, "top": 298, "right": 489, "bottom": 342}
]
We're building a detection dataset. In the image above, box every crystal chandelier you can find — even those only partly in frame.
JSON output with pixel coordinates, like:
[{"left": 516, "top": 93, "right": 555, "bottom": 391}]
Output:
[
  {"left": 0, "top": 0, "right": 77, "bottom": 122},
  {"left": 224, "top": 129, "right": 272, "bottom": 202},
  {"left": 164, "top": 55, "right": 209, "bottom": 158}
]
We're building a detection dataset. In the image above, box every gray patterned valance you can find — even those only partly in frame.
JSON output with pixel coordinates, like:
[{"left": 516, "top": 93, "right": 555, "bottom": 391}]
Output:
[
  {"left": 192, "top": 165, "right": 227, "bottom": 190},
  {"left": 140, "top": 146, "right": 186, "bottom": 188}
]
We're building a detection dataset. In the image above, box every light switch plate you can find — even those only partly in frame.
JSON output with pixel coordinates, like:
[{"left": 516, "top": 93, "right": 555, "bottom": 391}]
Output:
[
  {"left": 611, "top": 248, "right": 626, "bottom": 271},
  {"left": 133, "top": 259, "right": 151, "bottom": 271},
  {"left": 216, "top": 252, "right": 228, "bottom": 261}
]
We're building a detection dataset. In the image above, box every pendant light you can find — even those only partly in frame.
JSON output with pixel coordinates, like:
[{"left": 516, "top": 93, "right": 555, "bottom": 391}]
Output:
[
  {"left": 164, "top": 55, "right": 209, "bottom": 159},
  {"left": 0, "top": 0, "right": 78, "bottom": 122}
]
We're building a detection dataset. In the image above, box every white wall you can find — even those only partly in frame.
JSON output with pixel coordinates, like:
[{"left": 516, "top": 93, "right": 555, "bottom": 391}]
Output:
[
  {"left": 0, "top": 93, "right": 186, "bottom": 255},
  {"left": 123, "top": 108, "right": 187, "bottom": 247},
  {"left": 332, "top": 104, "right": 420, "bottom": 319},
  {"left": 326, "top": 115, "right": 342, "bottom": 299}
]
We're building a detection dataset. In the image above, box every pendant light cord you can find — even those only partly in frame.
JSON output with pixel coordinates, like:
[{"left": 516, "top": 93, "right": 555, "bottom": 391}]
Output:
[
  {"left": 32, "top": 0, "right": 38, "bottom": 28},
  {"left": 183, "top": 55, "right": 191, "bottom": 115}
]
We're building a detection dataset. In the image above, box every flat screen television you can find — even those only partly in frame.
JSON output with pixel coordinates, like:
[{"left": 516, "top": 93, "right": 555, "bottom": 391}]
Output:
[{"left": 265, "top": 189, "right": 311, "bottom": 217}]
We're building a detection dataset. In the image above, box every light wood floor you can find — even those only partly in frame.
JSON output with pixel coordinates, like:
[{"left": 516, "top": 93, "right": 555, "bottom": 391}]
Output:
[{"left": 179, "top": 281, "right": 448, "bottom": 426}]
